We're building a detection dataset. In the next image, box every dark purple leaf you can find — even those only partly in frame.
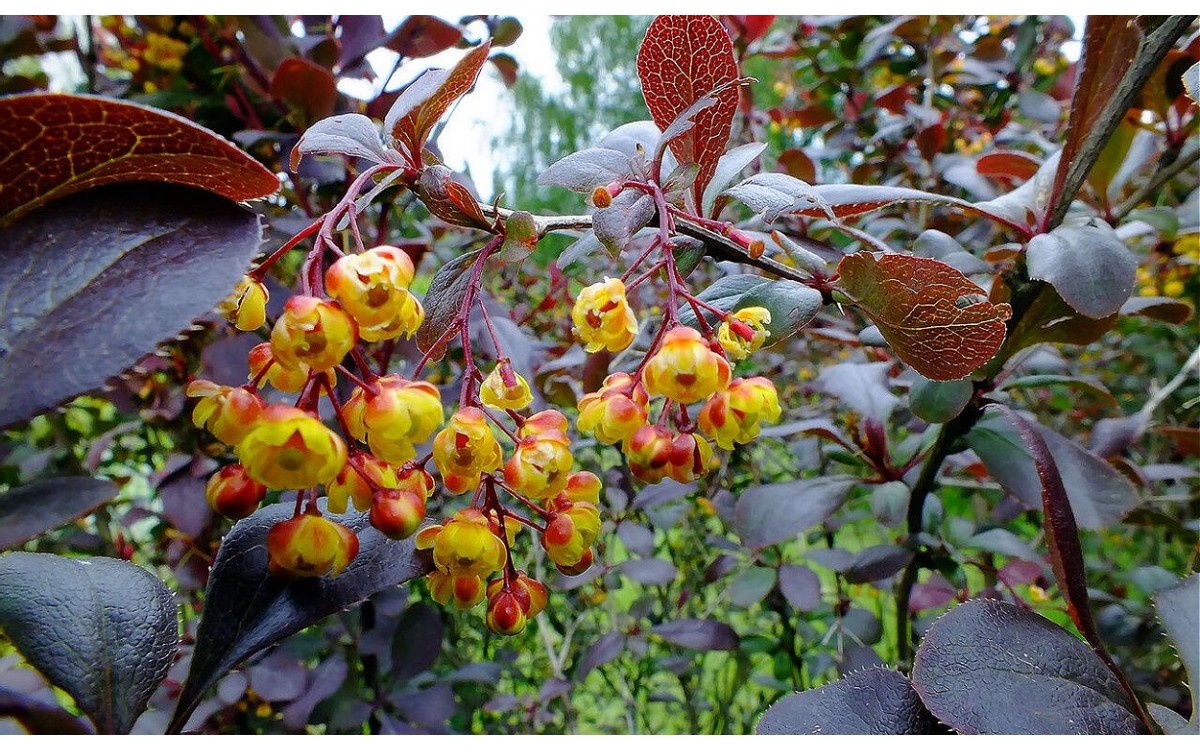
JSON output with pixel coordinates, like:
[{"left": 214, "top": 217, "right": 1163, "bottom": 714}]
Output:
[
  {"left": 0, "top": 185, "right": 263, "bottom": 429},
  {"left": 0, "top": 477, "right": 117, "bottom": 551},
  {"left": 909, "top": 573, "right": 957, "bottom": 613},
  {"left": 651, "top": 618, "right": 738, "bottom": 651},
  {"left": 704, "top": 554, "right": 739, "bottom": 583},
  {"left": 593, "top": 191, "right": 656, "bottom": 257},
  {"left": 280, "top": 655, "right": 348, "bottom": 730},
  {"left": 735, "top": 476, "right": 857, "bottom": 550},
  {"left": 166, "top": 501, "right": 432, "bottom": 733},
  {"left": 911, "top": 599, "right": 1142, "bottom": 734},
  {"left": 291, "top": 113, "right": 394, "bottom": 170},
  {"left": 618, "top": 558, "right": 677, "bottom": 586},
  {"left": 392, "top": 683, "right": 455, "bottom": 729},
  {"left": 778, "top": 565, "right": 822, "bottom": 611},
  {"left": 538, "top": 677, "right": 572, "bottom": 703},
  {"left": 998, "top": 560, "right": 1045, "bottom": 587},
  {"left": 1090, "top": 414, "right": 1149, "bottom": 458},
  {"left": 617, "top": 522, "right": 655, "bottom": 557},
  {"left": 537, "top": 148, "right": 634, "bottom": 193},
  {"left": 157, "top": 462, "right": 212, "bottom": 540},
  {"left": 912, "top": 229, "right": 991, "bottom": 275},
  {"left": 0, "top": 685, "right": 93, "bottom": 734},
  {"left": 247, "top": 652, "right": 307, "bottom": 703},
  {"left": 0, "top": 553, "right": 176, "bottom": 734},
  {"left": 632, "top": 480, "right": 696, "bottom": 510},
  {"left": 966, "top": 412, "right": 1140, "bottom": 529},
  {"left": 682, "top": 274, "right": 823, "bottom": 342},
  {"left": 758, "top": 667, "right": 941, "bottom": 735},
  {"left": 1152, "top": 575, "right": 1198, "bottom": 734},
  {"left": 816, "top": 361, "right": 899, "bottom": 425},
  {"left": 576, "top": 631, "right": 626, "bottom": 680},
  {"left": 728, "top": 566, "right": 777, "bottom": 607},
  {"left": 1026, "top": 221, "right": 1137, "bottom": 319},
  {"left": 843, "top": 545, "right": 914, "bottom": 584},
  {"left": 391, "top": 602, "right": 444, "bottom": 680},
  {"left": 1119, "top": 295, "right": 1194, "bottom": 324},
  {"left": 415, "top": 248, "right": 479, "bottom": 357}
]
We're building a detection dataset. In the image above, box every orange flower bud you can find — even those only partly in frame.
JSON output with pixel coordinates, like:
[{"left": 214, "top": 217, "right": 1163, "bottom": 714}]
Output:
[
  {"left": 519, "top": 410, "right": 570, "bottom": 439},
  {"left": 218, "top": 275, "right": 269, "bottom": 331},
  {"left": 327, "top": 453, "right": 397, "bottom": 514},
  {"left": 205, "top": 464, "right": 266, "bottom": 520},
  {"left": 426, "top": 508, "right": 507, "bottom": 578},
  {"left": 187, "top": 380, "right": 265, "bottom": 446},
  {"left": 325, "top": 245, "right": 416, "bottom": 328},
  {"left": 698, "top": 376, "right": 782, "bottom": 450},
  {"left": 266, "top": 510, "right": 358, "bottom": 578},
  {"left": 577, "top": 372, "right": 649, "bottom": 445},
  {"left": 270, "top": 296, "right": 358, "bottom": 373},
  {"left": 541, "top": 499, "right": 600, "bottom": 569},
  {"left": 486, "top": 587, "right": 529, "bottom": 635},
  {"left": 480, "top": 360, "right": 533, "bottom": 410},
  {"left": 504, "top": 432, "right": 573, "bottom": 501},
  {"left": 432, "top": 408, "right": 503, "bottom": 494},
  {"left": 488, "top": 572, "right": 548, "bottom": 619},
  {"left": 237, "top": 405, "right": 347, "bottom": 490},
  {"left": 394, "top": 462, "right": 436, "bottom": 499},
  {"left": 571, "top": 277, "right": 638, "bottom": 353},
  {"left": 623, "top": 424, "right": 676, "bottom": 484},
  {"left": 248, "top": 342, "right": 311, "bottom": 393},
  {"left": 343, "top": 376, "right": 444, "bottom": 463},
  {"left": 642, "top": 326, "right": 731, "bottom": 404},
  {"left": 369, "top": 488, "right": 425, "bottom": 540},
  {"left": 427, "top": 570, "right": 486, "bottom": 610},
  {"left": 554, "top": 546, "right": 594, "bottom": 577},
  {"left": 558, "top": 470, "right": 602, "bottom": 506},
  {"left": 717, "top": 307, "right": 771, "bottom": 361},
  {"left": 662, "top": 432, "right": 713, "bottom": 484}
]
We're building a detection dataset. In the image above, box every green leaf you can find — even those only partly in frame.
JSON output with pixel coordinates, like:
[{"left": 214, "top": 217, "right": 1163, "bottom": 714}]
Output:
[
  {"left": 836, "top": 253, "right": 1012, "bottom": 381},
  {"left": 167, "top": 501, "right": 432, "bottom": 733},
  {"left": 0, "top": 477, "right": 117, "bottom": 551},
  {"left": 909, "top": 375, "right": 972, "bottom": 423},
  {"left": 997, "top": 374, "right": 1117, "bottom": 406},
  {"left": 0, "top": 552, "right": 177, "bottom": 734},
  {"left": 0, "top": 185, "right": 264, "bottom": 429},
  {"left": 912, "top": 599, "right": 1142, "bottom": 734}
]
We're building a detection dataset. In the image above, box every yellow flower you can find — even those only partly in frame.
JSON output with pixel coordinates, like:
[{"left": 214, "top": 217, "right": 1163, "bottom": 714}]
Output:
[
  {"left": 325, "top": 245, "right": 417, "bottom": 327},
  {"left": 266, "top": 511, "right": 358, "bottom": 578},
  {"left": 237, "top": 405, "right": 347, "bottom": 490},
  {"left": 504, "top": 432, "right": 574, "bottom": 501},
  {"left": 432, "top": 408, "right": 503, "bottom": 494},
  {"left": 642, "top": 326, "right": 731, "bottom": 404},
  {"left": 357, "top": 290, "right": 424, "bottom": 342},
  {"left": 417, "top": 508, "right": 507, "bottom": 578},
  {"left": 480, "top": 360, "right": 533, "bottom": 410},
  {"left": 248, "top": 342, "right": 310, "bottom": 393},
  {"left": 717, "top": 307, "right": 771, "bottom": 361},
  {"left": 270, "top": 296, "right": 358, "bottom": 373},
  {"left": 571, "top": 277, "right": 638, "bottom": 353},
  {"left": 218, "top": 275, "right": 268, "bottom": 331},
  {"left": 426, "top": 570, "right": 486, "bottom": 610},
  {"left": 143, "top": 32, "right": 187, "bottom": 72},
  {"left": 326, "top": 453, "right": 398, "bottom": 514},
  {"left": 542, "top": 496, "right": 601, "bottom": 569},
  {"left": 187, "top": 380, "right": 265, "bottom": 446},
  {"left": 343, "top": 375, "right": 444, "bottom": 463},
  {"left": 577, "top": 372, "right": 648, "bottom": 445},
  {"left": 698, "top": 377, "right": 782, "bottom": 449}
]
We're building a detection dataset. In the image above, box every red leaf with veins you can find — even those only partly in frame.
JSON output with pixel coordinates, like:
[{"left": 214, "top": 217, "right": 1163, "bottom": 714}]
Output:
[
  {"left": 837, "top": 253, "right": 1012, "bottom": 382},
  {"left": 0, "top": 93, "right": 279, "bottom": 226},
  {"left": 637, "top": 15, "right": 739, "bottom": 207}
]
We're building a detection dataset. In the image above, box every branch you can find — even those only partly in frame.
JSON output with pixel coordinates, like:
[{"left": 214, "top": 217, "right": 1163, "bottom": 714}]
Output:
[
  {"left": 477, "top": 203, "right": 815, "bottom": 285},
  {"left": 1113, "top": 140, "right": 1200, "bottom": 221},
  {"left": 1047, "top": 16, "right": 1195, "bottom": 230}
]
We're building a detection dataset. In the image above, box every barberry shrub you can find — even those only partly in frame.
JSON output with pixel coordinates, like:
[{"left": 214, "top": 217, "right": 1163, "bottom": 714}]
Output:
[{"left": 0, "top": 14, "right": 1197, "bottom": 735}]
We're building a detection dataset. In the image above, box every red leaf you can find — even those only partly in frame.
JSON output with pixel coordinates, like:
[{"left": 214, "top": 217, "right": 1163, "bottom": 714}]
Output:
[
  {"left": 1045, "top": 18, "right": 1143, "bottom": 223},
  {"left": 722, "top": 16, "right": 775, "bottom": 44},
  {"left": 269, "top": 56, "right": 338, "bottom": 125},
  {"left": 976, "top": 151, "right": 1041, "bottom": 181},
  {"left": 386, "top": 42, "right": 491, "bottom": 165},
  {"left": 637, "top": 15, "right": 739, "bottom": 207},
  {"left": 386, "top": 15, "right": 463, "bottom": 59},
  {"left": 836, "top": 253, "right": 1012, "bottom": 381},
  {"left": 0, "top": 93, "right": 279, "bottom": 226}
]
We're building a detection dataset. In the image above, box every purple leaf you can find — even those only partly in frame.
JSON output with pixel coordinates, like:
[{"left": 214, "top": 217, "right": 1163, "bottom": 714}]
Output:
[
  {"left": 618, "top": 558, "right": 677, "bottom": 586},
  {"left": 651, "top": 618, "right": 738, "bottom": 651},
  {"left": 0, "top": 477, "right": 117, "bottom": 551},
  {"left": 576, "top": 631, "right": 626, "bottom": 680},
  {"left": 290, "top": 113, "right": 394, "bottom": 170},
  {"left": 736, "top": 476, "right": 857, "bottom": 550},
  {"left": 778, "top": 565, "right": 822, "bottom": 611},
  {"left": 538, "top": 148, "right": 634, "bottom": 193},
  {"left": 1026, "top": 221, "right": 1137, "bottom": 319},
  {"left": 758, "top": 667, "right": 941, "bottom": 734}
]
